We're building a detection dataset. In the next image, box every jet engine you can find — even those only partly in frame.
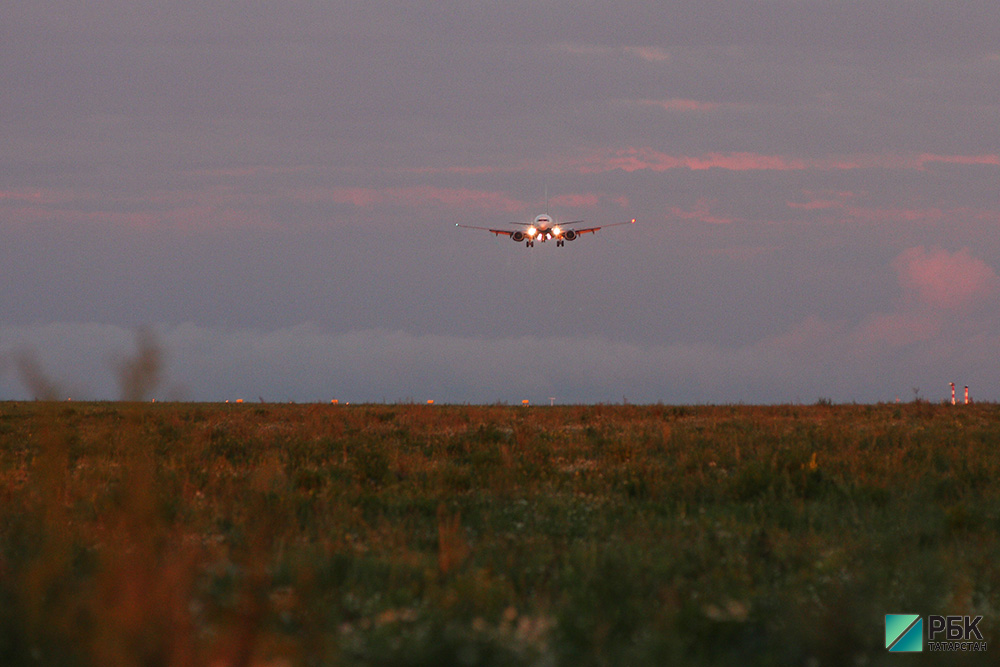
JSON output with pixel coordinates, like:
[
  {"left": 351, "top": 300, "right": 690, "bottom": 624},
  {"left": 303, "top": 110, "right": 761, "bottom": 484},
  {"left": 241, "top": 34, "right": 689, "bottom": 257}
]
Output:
[
  {"left": 511, "top": 231, "right": 525, "bottom": 242},
  {"left": 562, "top": 229, "right": 577, "bottom": 241}
]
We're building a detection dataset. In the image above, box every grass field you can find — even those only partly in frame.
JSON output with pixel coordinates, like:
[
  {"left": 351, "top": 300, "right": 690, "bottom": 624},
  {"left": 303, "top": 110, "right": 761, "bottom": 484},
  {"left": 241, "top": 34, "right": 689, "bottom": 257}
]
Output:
[{"left": 1, "top": 401, "right": 998, "bottom": 665}]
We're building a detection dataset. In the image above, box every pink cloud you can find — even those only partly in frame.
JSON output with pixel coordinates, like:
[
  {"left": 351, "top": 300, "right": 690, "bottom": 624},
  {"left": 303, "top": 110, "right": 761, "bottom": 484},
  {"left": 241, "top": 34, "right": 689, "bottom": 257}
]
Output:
[
  {"left": 1, "top": 183, "right": 269, "bottom": 231},
  {"left": 297, "top": 186, "right": 526, "bottom": 213},
  {"left": 575, "top": 148, "right": 809, "bottom": 173},
  {"left": 847, "top": 206, "right": 946, "bottom": 224},
  {"left": 0, "top": 188, "right": 95, "bottom": 207},
  {"left": 553, "top": 43, "right": 670, "bottom": 62},
  {"left": 550, "top": 193, "right": 600, "bottom": 208},
  {"left": 646, "top": 99, "right": 720, "bottom": 112},
  {"left": 387, "top": 150, "right": 1000, "bottom": 179},
  {"left": 668, "top": 198, "right": 740, "bottom": 225},
  {"left": 193, "top": 165, "right": 309, "bottom": 178},
  {"left": 571, "top": 148, "right": 1000, "bottom": 175},
  {"left": 0, "top": 189, "right": 44, "bottom": 201},
  {"left": 787, "top": 199, "right": 841, "bottom": 211},
  {"left": 787, "top": 191, "right": 958, "bottom": 225},
  {"left": 324, "top": 187, "right": 382, "bottom": 207},
  {"left": 391, "top": 186, "right": 523, "bottom": 212},
  {"left": 853, "top": 310, "right": 943, "bottom": 348},
  {"left": 893, "top": 246, "right": 1000, "bottom": 310},
  {"left": 788, "top": 247, "right": 1000, "bottom": 354},
  {"left": 2, "top": 206, "right": 79, "bottom": 225},
  {"left": 915, "top": 153, "right": 1000, "bottom": 168},
  {"left": 623, "top": 46, "right": 671, "bottom": 62},
  {"left": 405, "top": 165, "right": 517, "bottom": 176}
]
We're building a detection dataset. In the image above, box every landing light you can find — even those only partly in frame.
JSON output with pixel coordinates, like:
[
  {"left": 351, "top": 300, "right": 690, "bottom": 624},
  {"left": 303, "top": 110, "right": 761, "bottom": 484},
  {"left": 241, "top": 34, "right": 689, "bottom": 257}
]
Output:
[
  {"left": 527, "top": 226, "right": 537, "bottom": 237},
  {"left": 552, "top": 226, "right": 561, "bottom": 236}
]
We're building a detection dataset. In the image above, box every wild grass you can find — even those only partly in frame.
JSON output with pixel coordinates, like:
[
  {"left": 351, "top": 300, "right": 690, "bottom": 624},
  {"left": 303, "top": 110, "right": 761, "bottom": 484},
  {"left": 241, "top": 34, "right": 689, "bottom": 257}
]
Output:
[{"left": 1, "top": 401, "right": 998, "bottom": 665}]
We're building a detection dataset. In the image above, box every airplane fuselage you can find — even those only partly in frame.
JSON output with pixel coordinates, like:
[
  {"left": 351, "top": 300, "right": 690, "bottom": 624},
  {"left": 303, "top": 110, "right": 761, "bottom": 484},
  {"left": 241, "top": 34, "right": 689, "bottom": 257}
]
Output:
[{"left": 523, "top": 214, "right": 571, "bottom": 244}]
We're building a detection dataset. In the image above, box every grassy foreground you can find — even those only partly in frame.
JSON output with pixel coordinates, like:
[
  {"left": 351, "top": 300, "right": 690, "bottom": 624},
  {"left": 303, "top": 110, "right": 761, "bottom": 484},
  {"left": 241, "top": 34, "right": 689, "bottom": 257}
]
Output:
[{"left": 1, "top": 401, "right": 998, "bottom": 666}]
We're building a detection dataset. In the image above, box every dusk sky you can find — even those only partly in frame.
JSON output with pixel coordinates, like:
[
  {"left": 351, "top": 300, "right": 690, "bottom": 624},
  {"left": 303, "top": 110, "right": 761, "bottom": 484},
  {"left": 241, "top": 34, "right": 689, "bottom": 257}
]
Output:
[{"left": 3, "top": 2, "right": 1000, "bottom": 403}]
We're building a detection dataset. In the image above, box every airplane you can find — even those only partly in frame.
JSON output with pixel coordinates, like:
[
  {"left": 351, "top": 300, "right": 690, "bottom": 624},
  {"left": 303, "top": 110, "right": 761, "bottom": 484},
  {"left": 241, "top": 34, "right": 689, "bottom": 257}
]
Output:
[{"left": 456, "top": 213, "right": 636, "bottom": 247}]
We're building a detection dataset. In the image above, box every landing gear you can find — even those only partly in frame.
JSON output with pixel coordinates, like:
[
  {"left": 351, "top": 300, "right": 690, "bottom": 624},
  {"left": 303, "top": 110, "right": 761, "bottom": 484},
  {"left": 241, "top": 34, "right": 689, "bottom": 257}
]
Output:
[
  {"left": 556, "top": 240, "right": 564, "bottom": 247},
  {"left": 526, "top": 240, "right": 534, "bottom": 247}
]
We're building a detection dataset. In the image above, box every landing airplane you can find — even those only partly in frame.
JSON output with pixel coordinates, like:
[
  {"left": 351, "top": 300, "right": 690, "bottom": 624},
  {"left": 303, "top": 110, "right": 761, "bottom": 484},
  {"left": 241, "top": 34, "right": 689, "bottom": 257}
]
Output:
[{"left": 456, "top": 213, "right": 636, "bottom": 247}]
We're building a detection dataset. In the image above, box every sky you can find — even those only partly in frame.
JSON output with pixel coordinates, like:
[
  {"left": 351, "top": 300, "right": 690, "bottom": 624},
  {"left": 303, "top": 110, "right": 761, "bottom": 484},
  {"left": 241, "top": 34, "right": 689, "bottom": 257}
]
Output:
[{"left": 2, "top": 1, "right": 1000, "bottom": 404}]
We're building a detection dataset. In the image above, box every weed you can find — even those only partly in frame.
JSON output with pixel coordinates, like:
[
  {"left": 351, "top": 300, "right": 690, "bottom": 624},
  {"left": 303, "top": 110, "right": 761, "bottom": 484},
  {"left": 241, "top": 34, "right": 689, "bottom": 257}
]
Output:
[{"left": 0, "top": 402, "right": 998, "bottom": 665}]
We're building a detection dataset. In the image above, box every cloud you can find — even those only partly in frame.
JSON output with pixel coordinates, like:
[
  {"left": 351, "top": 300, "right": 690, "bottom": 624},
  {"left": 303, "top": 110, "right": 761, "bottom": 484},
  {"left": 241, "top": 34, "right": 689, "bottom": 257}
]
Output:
[
  {"left": 568, "top": 148, "right": 1000, "bottom": 175},
  {"left": 0, "top": 190, "right": 45, "bottom": 202},
  {"left": 892, "top": 246, "right": 1000, "bottom": 310},
  {"left": 639, "top": 98, "right": 721, "bottom": 112},
  {"left": 668, "top": 198, "right": 740, "bottom": 225},
  {"left": 572, "top": 148, "right": 807, "bottom": 173},
  {"left": 0, "top": 322, "right": 771, "bottom": 403},
  {"left": 849, "top": 247, "right": 1000, "bottom": 353},
  {"left": 784, "top": 192, "right": 1000, "bottom": 227},
  {"left": 3, "top": 298, "right": 1000, "bottom": 405},
  {"left": 622, "top": 46, "right": 671, "bottom": 62},
  {"left": 296, "top": 186, "right": 527, "bottom": 213},
  {"left": 551, "top": 42, "right": 670, "bottom": 62}
]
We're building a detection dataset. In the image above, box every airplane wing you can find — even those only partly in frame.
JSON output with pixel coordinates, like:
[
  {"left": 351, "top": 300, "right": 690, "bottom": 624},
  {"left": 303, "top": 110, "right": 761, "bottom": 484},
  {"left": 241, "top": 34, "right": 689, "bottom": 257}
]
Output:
[
  {"left": 455, "top": 223, "right": 519, "bottom": 237},
  {"left": 565, "top": 219, "right": 636, "bottom": 236},
  {"left": 456, "top": 218, "right": 636, "bottom": 245}
]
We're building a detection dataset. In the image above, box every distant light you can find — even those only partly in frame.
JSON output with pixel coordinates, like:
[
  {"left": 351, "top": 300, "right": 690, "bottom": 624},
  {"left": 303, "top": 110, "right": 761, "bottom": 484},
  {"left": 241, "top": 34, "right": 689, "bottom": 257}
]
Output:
[
  {"left": 427, "top": 399, "right": 434, "bottom": 404},
  {"left": 631, "top": 218, "right": 636, "bottom": 223},
  {"left": 331, "top": 399, "right": 339, "bottom": 404},
  {"left": 236, "top": 398, "right": 244, "bottom": 404},
  {"left": 522, "top": 399, "right": 529, "bottom": 406}
]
